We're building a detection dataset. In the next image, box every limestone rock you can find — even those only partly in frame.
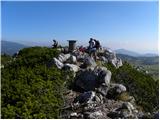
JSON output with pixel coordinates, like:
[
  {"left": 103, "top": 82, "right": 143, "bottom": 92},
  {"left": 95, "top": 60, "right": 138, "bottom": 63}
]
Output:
[
  {"left": 83, "top": 56, "right": 97, "bottom": 67},
  {"left": 107, "top": 84, "right": 126, "bottom": 99},
  {"left": 63, "top": 63, "right": 79, "bottom": 73},
  {"left": 58, "top": 53, "right": 71, "bottom": 63},
  {"left": 53, "top": 58, "right": 64, "bottom": 69},
  {"left": 69, "top": 55, "right": 77, "bottom": 64},
  {"left": 110, "top": 58, "right": 123, "bottom": 68}
]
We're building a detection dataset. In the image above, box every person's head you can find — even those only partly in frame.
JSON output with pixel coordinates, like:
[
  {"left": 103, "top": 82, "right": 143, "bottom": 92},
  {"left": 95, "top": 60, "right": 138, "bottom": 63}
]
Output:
[
  {"left": 90, "top": 38, "right": 93, "bottom": 40},
  {"left": 53, "top": 39, "right": 56, "bottom": 42}
]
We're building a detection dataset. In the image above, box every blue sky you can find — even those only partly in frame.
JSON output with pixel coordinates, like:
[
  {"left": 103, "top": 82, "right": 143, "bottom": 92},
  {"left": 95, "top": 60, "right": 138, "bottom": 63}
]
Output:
[{"left": 1, "top": 1, "right": 158, "bottom": 53}]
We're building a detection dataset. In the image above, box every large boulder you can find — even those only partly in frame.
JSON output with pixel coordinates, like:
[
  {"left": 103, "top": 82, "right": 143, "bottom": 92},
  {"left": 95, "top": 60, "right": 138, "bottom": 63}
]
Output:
[
  {"left": 75, "top": 69, "right": 98, "bottom": 91},
  {"left": 107, "top": 84, "right": 126, "bottom": 99},
  {"left": 75, "top": 67, "right": 111, "bottom": 91},
  {"left": 75, "top": 66, "right": 111, "bottom": 91}
]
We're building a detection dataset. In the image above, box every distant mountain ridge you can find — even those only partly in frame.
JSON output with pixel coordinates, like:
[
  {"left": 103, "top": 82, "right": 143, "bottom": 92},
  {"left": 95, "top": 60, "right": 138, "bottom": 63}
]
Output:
[
  {"left": 1, "top": 41, "right": 158, "bottom": 57},
  {"left": 1, "top": 41, "right": 28, "bottom": 55},
  {"left": 115, "top": 49, "right": 158, "bottom": 57}
]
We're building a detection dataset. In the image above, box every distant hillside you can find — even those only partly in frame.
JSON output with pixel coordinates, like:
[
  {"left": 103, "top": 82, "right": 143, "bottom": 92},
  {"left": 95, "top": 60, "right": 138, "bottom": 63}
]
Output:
[
  {"left": 115, "top": 49, "right": 140, "bottom": 57},
  {"left": 115, "top": 49, "right": 158, "bottom": 57},
  {"left": 117, "top": 53, "right": 159, "bottom": 81},
  {"left": 1, "top": 41, "right": 28, "bottom": 56},
  {"left": 117, "top": 54, "right": 159, "bottom": 65}
]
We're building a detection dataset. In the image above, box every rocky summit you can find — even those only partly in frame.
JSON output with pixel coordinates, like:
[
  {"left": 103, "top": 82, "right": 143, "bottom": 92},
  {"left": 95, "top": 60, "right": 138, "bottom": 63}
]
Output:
[{"left": 51, "top": 47, "right": 157, "bottom": 119}]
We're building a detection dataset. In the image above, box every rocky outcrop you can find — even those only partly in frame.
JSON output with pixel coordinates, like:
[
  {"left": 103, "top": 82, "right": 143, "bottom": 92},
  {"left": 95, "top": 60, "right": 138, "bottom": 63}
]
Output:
[
  {"left": 52, "top": 47, "right": 156, "bottom": 119},
  {"left": 103, "top": 48, "right": 123, "bottom": 68}
]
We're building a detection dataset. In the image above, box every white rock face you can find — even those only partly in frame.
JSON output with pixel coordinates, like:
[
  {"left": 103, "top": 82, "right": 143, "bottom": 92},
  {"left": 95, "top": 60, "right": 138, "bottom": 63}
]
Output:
[
  {"left": 58, "top": 53, "right": 71, "bottom": 63},
  {"left": 63, "top": 63, "right": 79, "bottom": 73},
  {"left": 53, "top": 58, "right": 64, "bottom": 69},
  {"left": 84, "top": 56, "right": 97, "bottom": 67},
  {"left": 111, "top": 83, "right": 127, "bottom": 94},
  {"left": 101, "top": 56, "right": 108, "bottom": 63},
  {"left": 102, "top": 48, "right": 123, "bottom": 68},
  {"left": 70, "top": 112, "right": 78, "bottom": 117},
  {"left": 104, "top": 70, "right": 112, "bottom": 86},
  {"left": 69, "top": 55, "right": 77, "bottom": 64}
]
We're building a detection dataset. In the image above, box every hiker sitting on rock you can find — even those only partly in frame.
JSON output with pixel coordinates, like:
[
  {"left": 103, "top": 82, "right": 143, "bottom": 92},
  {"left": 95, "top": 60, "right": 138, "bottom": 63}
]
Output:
[{"left": 52, "top": 39, "right": 58, "bottom": 48}]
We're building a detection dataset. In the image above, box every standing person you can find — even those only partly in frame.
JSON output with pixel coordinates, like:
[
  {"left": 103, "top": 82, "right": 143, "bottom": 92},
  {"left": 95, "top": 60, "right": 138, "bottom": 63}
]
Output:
[
  {"left": 94, "top": 39, "right": 101, "bottom": 51},
  {"left": 52, "top": 39, "right": 58, "bottom": 48},
  {"left": 88, "top": 38, "right": 97, "bottom": 61},
  {"left": 88, "top": 38, "right": 95, "bottom": 49}
]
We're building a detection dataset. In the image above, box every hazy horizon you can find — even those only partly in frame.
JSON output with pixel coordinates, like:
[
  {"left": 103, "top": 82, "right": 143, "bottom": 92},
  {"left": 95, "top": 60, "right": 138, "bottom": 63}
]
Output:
[
  {"left": 2, "top": 1, "right": 158, "bottom": 54},
  {"left": 2, "top": 40, "right": 158, "bottom": 55}
]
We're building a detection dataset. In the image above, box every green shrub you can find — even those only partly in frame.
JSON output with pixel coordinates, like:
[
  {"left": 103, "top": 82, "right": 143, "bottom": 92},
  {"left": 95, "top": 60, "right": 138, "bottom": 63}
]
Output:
[
  {"left": 1, "top": 54, "right": 12, "bottom": 66},
  {"left": 105, "top": 62, "right": 158, "bottom": 112},
  {"left": 16, "top": 46, "right": 60, "bottom": 67},
  {"left": 1, "top": 47, "right": 65, "bottom": 119}
]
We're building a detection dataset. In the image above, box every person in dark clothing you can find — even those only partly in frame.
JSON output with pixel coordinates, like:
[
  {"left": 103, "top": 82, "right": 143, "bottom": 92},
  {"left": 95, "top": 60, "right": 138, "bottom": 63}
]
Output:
[
  {"left": 88, "top": 38, "right": 95, "bottom": 49},
  {"left": 94, "top": 39, "right": 101, "bottom": 50},
  {"left": 52, "top": 39, "right": 58, "bottom": 48}
]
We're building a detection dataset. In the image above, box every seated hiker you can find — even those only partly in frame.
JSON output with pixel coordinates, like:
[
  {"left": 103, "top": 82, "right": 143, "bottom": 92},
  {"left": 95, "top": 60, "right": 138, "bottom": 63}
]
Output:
[{"left": 52, "top": 39, "right": 58, "bottom": 48}]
